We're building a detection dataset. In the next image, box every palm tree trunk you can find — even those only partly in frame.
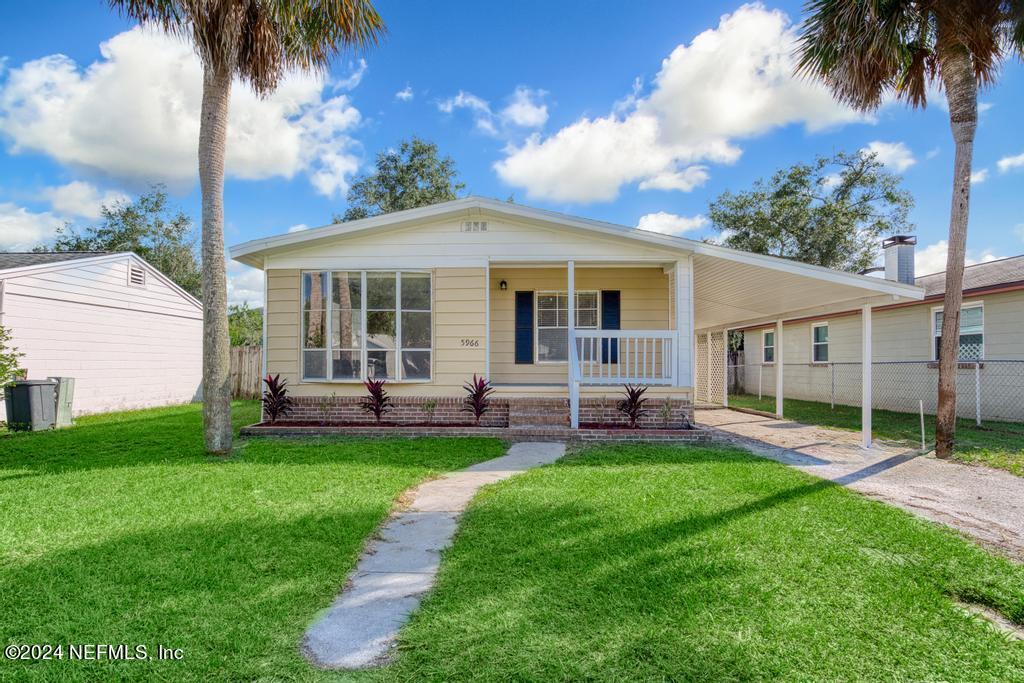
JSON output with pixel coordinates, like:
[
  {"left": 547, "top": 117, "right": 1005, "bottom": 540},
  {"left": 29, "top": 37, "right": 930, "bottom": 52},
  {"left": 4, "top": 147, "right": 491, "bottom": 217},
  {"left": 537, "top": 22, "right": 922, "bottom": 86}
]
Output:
[
  {"left": 199, "top": 65, "right": 233, "bottom": 454},
  {"left": 935, "top": 42, "right": 978, "bottom": 459}
]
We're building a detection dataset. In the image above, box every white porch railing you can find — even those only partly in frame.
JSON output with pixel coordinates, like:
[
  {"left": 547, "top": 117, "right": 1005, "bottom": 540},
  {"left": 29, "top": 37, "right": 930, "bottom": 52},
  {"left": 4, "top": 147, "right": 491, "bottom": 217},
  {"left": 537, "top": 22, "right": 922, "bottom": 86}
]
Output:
[
  {"left": 568, "top": 329, "right": 677, "bottom": 429},
  {"left": 572, "top": 330, "right": 676, "bottom": 385}
]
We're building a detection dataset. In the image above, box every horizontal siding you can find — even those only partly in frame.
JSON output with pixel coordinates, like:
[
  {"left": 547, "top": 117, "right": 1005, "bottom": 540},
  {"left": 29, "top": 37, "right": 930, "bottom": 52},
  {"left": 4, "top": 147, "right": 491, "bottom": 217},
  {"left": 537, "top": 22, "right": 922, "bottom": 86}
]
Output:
[
  {"left": 265, "top": 267, "right": 487, "bottom": 396},
  {"left": 3, "top": 257, "right": 200, "bottom": 318},
  {"left": 1, "top": 293, "right": 201, "bottom": 418},
  {"left": 489, "top": 266, "right": 671, "bottom": 385}
]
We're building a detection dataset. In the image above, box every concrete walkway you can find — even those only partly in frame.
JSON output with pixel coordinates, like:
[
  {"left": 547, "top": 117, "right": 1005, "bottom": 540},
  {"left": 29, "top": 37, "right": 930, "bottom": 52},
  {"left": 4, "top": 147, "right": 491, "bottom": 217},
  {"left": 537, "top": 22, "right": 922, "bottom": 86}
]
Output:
[
  {"left": 697, "top": 408, "right": 1024, "bottom": 560},
  {"left": 303, "top": 442, "right": 566, "bottom": 669}
]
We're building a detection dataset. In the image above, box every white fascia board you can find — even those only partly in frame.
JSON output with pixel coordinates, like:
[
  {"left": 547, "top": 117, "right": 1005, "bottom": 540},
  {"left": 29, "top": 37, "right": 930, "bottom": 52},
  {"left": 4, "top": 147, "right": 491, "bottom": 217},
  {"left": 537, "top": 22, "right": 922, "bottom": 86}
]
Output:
[
  {"left": 229, "top": 195, "right": 924, "bottom": 302},
  {"left": 0, "top": 251, "right": 202, "bottom": 310}
]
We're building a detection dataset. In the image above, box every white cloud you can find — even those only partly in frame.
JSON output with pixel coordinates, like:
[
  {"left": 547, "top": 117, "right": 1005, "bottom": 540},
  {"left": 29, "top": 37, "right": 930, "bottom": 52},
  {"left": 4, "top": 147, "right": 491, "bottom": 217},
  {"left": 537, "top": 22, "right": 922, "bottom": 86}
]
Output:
[
  {"left": 638, "top": 166, "right": 710, "bottom": 192},
  {"left": 915, "top": 240, "right": 1006, "bottom": 276},
  {"left": 227, "top": 258, "right": 264, "bottom": 306},
  {"left": 495, "top": 4, "right": 865, "bottom": 202},
  {"left": 287, "top": 223, "right": 310, "bottom": 233},
  {"left": 0, "top": 27, "right": 363, "bottom": 197},
  {"left": 500, "top": 87, "right": 548, "bottom": 128},
  {"left": 862, "top": 141, "right": 916, "bottom": 172},
  {"left": 821, "top": 172, "right": 843, "bottom": 189},
  {"left": 925, "top": 147, "right": 940, "bottom": 160},
  {"left": 997, "top": 151, "right": 1024, "bottom": 173},
  {"left": 0, "top": 202, "right": 62, "bottom": 249},
  {"left": 636, "top": 211, "right": 709, "bottom": 235},
  {"left": 970, "top": 168, "right": 989, "bottom": 184},
  {"left": 395, "top": 84, "right": 413, "bottom": 102},
  {"left": 334, "top": 59, "right": 367, "bottom": 91},
  {"left": 39, "top": 181, "right": 128, "bottom": 219},
  {"left": 437, "top": 90, "right": 496, "bottom": 134}
]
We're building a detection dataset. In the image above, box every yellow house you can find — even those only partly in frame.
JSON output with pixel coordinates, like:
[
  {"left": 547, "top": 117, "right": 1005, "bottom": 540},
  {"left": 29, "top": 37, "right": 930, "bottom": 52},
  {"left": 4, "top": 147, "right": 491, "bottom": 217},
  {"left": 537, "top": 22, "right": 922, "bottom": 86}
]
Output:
[{"left": 230, "top": 197, "right": 922, "bottom": 437}]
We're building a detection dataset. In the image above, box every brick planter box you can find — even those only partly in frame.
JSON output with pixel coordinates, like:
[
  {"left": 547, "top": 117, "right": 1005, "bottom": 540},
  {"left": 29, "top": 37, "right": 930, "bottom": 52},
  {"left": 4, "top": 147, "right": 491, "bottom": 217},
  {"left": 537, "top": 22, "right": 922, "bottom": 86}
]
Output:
[
  {"left": 268, "top": 395, "right": 694, "bottom": 430},
  {"left": 240, "top": 423, "right": 713, "bottom": 443}
]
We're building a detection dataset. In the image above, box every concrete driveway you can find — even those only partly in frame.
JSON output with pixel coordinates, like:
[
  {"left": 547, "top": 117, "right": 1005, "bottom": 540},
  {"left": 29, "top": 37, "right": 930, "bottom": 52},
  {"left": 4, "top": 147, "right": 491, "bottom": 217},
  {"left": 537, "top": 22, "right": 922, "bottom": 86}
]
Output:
[{"left": 697, "top": 408, "right": 1024, "bottom": 561}]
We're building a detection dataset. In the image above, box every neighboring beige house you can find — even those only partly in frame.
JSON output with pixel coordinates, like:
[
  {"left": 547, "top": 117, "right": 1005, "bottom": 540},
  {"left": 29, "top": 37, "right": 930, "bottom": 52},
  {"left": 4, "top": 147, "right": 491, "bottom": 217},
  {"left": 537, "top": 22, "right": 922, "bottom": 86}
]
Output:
[
  {"left": 0, "top": 251, "right": 202, "bottom": 419},
  {"left": 736, "top": 241, "right": 1024, "bottom": 421},
  {"left": 230, "top": 197, "right": 922, "bottom": 440}
]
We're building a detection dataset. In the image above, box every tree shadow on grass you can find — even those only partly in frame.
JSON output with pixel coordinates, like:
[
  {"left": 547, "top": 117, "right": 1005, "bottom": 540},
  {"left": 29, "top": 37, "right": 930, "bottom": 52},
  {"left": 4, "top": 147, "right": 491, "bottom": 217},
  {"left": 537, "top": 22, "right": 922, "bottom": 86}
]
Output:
[{"left": 0, "top": 512, "right": 384, "bottom": 682}]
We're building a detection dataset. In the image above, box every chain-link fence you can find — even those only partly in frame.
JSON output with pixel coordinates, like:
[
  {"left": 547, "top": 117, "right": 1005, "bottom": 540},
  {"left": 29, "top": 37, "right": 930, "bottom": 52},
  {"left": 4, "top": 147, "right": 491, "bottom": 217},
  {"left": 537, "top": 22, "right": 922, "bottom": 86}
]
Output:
[{"left": 727, "top": 360, "right": 1024, "bottom": 424}]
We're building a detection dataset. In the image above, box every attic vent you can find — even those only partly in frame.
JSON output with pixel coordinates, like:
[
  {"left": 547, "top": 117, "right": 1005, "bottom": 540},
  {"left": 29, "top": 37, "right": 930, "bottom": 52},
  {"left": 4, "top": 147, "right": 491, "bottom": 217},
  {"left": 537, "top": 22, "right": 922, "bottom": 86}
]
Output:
[
  {"left": 461, "top": 220, "right": 488, "bottom": 233},
  {"left": 128, "top": 263, "right": 146, "bottom": 287}
]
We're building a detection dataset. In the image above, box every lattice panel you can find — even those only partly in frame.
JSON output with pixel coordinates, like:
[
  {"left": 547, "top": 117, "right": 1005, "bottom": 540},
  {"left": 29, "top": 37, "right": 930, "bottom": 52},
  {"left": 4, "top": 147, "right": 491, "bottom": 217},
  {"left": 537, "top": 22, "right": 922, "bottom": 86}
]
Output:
[
  {"left": 694, "top": 333, "right": 708, "bottom": 403},
  {"left": 708, "top": 330, "right": 726, "bottom": 405}
]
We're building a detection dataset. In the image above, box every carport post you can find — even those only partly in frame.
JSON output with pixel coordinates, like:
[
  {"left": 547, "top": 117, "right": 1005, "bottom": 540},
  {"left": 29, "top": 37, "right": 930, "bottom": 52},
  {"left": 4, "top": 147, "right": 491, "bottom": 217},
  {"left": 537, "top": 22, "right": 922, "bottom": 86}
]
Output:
[
  {"left": 861, "top": 305, "right": 872, "bottom": 449},
  {"left": 775, "top": 319, "right": 783, "bottom": 418}
]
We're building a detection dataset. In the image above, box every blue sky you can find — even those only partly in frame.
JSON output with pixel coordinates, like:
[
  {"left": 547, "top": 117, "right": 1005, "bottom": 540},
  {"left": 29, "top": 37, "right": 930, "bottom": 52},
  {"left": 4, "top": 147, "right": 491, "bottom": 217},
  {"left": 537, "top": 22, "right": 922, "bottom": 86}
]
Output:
[{"left": 1, "top": 1, "right": 1022, "bottom": 305}]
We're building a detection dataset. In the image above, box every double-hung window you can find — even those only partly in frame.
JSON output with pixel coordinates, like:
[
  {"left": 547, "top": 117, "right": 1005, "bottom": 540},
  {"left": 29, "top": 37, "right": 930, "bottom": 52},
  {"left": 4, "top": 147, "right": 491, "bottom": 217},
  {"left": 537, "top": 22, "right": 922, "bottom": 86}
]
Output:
[
  {"left": 812, "top": 323, "right": 829, "bottom": 363},
  {"left": 762, "top": 330, "right": 775, "bottom": 364},
  {"left": 302, "top": 271, "right": 432, "bottom": 381},
  {"left": 536, "top": 291, "right": 598, "bottom": 362},
  {"left": 934, "top": 304, "right": 983, "bottom": 361}
]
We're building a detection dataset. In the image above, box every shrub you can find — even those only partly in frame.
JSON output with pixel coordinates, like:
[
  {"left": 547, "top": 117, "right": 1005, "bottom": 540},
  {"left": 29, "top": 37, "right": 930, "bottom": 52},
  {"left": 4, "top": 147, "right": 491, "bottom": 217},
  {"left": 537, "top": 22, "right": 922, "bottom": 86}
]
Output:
[
  {"left": 360, "top": 378, "right": 393, "bottom": 424},
  {"left": 659, "top": 399, "right": 673, "bottom": 428},
  {"left": 421, "top": 399, "right": 438, "bottom": 424},
  {"left": 0, "top": 324, "right": 24, "bottom": 388},
  {"left": 261, "top": 374, "right": 294, "bottom": 424},
  {"left": 617, "top": 384, "right": 649, "bottom": 428},
  {"left": 462, "top": 374, "right": 495, "bottom": 425}
]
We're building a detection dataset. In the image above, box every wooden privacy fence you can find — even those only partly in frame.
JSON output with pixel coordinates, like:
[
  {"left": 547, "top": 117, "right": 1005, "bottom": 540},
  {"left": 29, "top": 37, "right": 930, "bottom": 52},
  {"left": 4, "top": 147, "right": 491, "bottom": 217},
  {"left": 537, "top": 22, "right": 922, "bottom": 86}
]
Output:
[{"left": 230, "top": 346, "right": 262, "bottom": 399}]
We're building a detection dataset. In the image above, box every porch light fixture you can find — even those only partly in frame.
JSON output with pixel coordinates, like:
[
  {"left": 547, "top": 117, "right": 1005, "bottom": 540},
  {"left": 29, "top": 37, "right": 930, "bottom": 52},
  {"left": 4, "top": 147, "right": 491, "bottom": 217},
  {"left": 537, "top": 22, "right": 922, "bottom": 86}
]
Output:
[{"left": 499, "top": 280, "right": 508, "bottom": 291}]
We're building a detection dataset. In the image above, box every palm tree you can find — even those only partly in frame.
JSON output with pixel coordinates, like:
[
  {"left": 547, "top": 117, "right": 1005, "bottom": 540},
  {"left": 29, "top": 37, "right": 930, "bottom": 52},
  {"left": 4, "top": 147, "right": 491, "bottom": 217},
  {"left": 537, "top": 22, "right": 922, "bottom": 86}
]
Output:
[
  {"left": 796, "top": 0, "right": 1022, "bottom": 458},
  {"left": 109, "top": 0, "right": 385, "bottom": 454}
]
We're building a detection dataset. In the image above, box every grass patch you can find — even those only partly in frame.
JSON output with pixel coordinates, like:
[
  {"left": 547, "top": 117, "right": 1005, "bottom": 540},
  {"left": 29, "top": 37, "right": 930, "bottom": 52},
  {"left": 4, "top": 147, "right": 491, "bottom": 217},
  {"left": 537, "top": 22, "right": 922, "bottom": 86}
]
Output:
[
  {"left": 729, "top": 394, "right": 1024, "bottom": 477},
  {"left": 379, "top": 443, "right": 1024, "bottom": 681},
  {"left": 0, "top": 401, "right": 503, "bottom": 681}
]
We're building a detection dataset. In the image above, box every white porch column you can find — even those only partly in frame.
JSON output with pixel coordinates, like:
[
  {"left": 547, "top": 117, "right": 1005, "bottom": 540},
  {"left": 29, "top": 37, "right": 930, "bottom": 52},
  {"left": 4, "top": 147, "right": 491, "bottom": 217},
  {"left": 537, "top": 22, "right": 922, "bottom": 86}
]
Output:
[
  {"left": 674, "top": 257, "right": 693, "bottom": 388},
  {"left": 567, "top": 260, "right": 578, "bottom": 428},
  {"left": 775, "top": 319, "right": 784, "bottom": 417},
  {"left": 722, "top": 330, "right": 729, "bottom": 407},
  {"left": 705, "top": 331, "right": 712, "bottom": 402},
  {"left": 862, "top": 305, "right": 873, "bottom": 449}
]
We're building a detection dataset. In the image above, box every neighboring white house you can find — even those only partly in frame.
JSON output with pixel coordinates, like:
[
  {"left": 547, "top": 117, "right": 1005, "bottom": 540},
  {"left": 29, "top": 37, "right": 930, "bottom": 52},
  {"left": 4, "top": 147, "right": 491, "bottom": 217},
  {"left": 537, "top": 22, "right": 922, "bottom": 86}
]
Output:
[{"left": 0, "top": 251, "right": 202, "bottom": 419}]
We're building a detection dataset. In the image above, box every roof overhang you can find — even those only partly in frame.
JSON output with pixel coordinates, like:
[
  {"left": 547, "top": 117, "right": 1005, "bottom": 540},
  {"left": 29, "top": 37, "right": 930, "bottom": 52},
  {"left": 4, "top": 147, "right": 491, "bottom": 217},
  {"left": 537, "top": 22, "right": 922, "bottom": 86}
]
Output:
[{"left": 228, "top": 196, "right": 923, "bottom": 326}]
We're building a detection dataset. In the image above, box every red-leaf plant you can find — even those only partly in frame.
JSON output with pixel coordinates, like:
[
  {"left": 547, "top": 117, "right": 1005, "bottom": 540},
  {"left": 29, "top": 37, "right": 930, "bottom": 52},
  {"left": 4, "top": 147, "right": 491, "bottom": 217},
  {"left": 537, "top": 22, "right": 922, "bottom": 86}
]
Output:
[
  {"left": 617, "top": 383, "right": 649, "bottom": 429},
  {"left": 462, "top": 374, "right": 495, "bottom": 425},
  {"left": 360, "top": 378, "right": 393, "bottom": 424},
  {"left": 262, "top": 373, "right": 294, "bottom": 424}
]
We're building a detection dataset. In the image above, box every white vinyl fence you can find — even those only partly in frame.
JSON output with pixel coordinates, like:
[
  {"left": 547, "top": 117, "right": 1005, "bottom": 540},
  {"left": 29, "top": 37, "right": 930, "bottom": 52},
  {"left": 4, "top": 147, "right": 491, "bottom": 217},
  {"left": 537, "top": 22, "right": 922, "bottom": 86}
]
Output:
[{"left": 728, "top": 360, "right": 1024, "bottom": 424}]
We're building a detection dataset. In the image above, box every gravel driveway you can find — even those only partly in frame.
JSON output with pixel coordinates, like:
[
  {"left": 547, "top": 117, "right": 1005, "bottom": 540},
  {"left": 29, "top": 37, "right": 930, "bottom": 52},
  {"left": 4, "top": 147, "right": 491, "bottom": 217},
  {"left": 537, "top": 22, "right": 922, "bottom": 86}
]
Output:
[{"left": 697, "top": 408, "right": 1024, "bottom": 561}]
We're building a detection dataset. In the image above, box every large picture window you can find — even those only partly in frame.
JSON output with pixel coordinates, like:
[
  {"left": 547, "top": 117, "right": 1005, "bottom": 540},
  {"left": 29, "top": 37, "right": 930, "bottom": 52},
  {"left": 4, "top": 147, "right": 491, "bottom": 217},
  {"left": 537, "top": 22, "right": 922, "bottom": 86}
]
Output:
[
  {"left": 536, "top": 291, "right": 598, "bottom": 362},
  {"left": 302, "top": 271, "right": 432, "bottom": 381},
  {"left": 934, "top": 304, "right": 983, "bottom": 361}
]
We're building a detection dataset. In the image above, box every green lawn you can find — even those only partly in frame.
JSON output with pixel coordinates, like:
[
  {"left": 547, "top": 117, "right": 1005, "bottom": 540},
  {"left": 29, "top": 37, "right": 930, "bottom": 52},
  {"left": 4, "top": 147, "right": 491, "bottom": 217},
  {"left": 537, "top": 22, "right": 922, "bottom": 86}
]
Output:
[
  {"left": 379, "top": 443, "right": 1024, "bottom": 681},
  {"left": 0, "top": 401, "right": 503, "bottom": 681},
  {"left": 728, "top": 394, "right": 1024, "bottom": 476}
]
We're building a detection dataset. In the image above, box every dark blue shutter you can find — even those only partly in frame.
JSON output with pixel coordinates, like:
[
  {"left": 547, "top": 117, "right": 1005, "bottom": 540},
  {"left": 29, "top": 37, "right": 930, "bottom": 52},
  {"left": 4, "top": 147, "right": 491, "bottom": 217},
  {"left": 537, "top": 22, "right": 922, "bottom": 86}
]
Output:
[
  {"left": 601, "top": 290, "right": 620, "bottom": 364},
  {"left": 515, "top": 291, "right": 534, "bottom": 364}
]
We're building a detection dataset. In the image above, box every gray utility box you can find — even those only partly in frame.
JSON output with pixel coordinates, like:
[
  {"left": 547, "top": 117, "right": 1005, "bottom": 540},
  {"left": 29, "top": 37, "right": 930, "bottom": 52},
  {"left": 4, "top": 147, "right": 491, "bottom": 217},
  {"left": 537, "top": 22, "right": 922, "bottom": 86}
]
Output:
[
  {"left": 3, "top": 380, "right": 57, "bottom": 431},
  {"left": 49, "top": 377, "right": 75, "bottom": 428}
]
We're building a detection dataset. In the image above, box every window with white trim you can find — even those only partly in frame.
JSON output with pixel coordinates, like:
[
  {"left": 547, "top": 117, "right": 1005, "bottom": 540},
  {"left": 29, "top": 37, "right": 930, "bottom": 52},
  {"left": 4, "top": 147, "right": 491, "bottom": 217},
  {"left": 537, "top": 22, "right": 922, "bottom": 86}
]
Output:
[
  {"left": 536, "top": 291, "right": 598, "bottom": 362},
  {"left": 762, "top": 330, "right": 775, "bottom": 364},
  {"left": 302, "top": 271, "right": 432, "bottom": 381},
  {"left": 934, "top": 304, "right": 983, "bottom": 361},
  {"left": 812, "top": 322, "right": 829, "bottom": 363}
]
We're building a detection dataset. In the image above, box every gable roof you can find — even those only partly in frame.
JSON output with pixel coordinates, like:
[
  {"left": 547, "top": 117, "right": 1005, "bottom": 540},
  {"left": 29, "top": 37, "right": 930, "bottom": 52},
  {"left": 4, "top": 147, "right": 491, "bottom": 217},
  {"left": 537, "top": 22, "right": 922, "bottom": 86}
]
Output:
[
  {"left": 916, "top": 255, "right": 1024, "bottom": 297},
  {"left": 0, "top": 251, "right": 109, "bottom": 272},
  {"left": 229, "top": 196, "right": 923, "bottom": 302},
  {"left": 0, "top": 251, "right": 201, "bottom": 310}
]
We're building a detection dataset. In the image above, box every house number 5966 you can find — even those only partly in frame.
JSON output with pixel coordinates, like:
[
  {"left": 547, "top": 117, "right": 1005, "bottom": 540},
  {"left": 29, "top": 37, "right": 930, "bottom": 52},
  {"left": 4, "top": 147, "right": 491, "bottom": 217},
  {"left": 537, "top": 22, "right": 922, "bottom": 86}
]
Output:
[{"left": 460, "top": 339, "right": 481, "bottom": 347}]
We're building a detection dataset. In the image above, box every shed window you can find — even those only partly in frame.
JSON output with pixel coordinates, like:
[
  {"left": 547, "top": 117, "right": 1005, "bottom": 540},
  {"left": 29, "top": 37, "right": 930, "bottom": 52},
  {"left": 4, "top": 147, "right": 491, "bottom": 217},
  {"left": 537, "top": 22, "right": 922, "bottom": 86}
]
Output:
[
  {"left": 303, "top": 271, "right": 432, "bottom": 381},
  {"left": 762, "top": 330, "right": 775, "bottom": 364},
  {"left": 934, "top": 304, "right": 983, "bottom": 361},
  {"left": 536, "top": 291, "right": 598, "bottom": 363},
  {"left": 812, "top": 323, "right": 829, "bottom": 363}
]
